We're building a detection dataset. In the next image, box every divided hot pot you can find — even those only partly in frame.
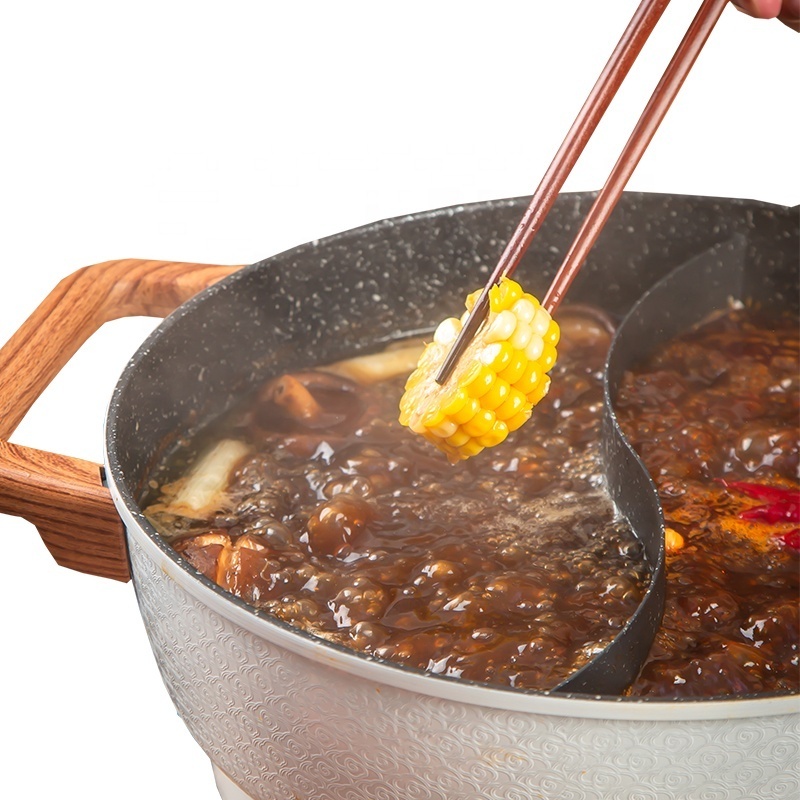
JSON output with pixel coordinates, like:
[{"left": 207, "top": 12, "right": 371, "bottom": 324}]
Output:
[{"left": 0, "top": 192, "right": 797, "bottom": 800}]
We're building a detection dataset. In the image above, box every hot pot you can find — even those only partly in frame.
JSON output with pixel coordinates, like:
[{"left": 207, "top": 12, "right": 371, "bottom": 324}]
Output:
[{"left": 0, "top": 192, "right": 797, "bottom": 800}]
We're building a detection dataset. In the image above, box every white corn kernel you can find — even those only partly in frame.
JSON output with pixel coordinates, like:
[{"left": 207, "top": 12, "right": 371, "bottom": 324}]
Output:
[
  {"left": 511, "top": 297, "right": 537, "bottom": 324},
  {"left": 480, "top": 343, "right": 503, "bottom": 365},
  {"left": 484, "top": 309, "right": 517, "bottom": 343},
  {"left": 510, "top": 321, "right": 533, "bottom": 350},
  {"left": 410, "top": 418, "right": 428, "bottom": 435},
  {"left": 525, "top": 335, "right": 544, "bottom": 361},
  {"left": 434, "top": 317, "right": 462, "bottom": 346},
  {"left": 531, "top": 307, "right": 551, "bottom": 336},
  {"left": 429, "top": 420, "right": 459, "bottom": 439}
]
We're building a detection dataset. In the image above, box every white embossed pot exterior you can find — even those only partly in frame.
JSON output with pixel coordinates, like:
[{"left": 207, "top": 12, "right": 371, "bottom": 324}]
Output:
[
  {"left": 102, "top": 195, "right": 799, "bottom": 800},
  {"left": 116, "top": 512, "right": 799, "bottom": 800}
]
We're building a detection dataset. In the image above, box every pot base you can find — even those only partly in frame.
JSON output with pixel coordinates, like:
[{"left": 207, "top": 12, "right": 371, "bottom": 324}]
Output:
[{"left": 213, "top": 765, "right": 254, "bottom": 800}]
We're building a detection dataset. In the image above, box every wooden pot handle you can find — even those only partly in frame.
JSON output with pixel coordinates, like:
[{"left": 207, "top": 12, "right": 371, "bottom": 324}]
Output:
[{"left": 0, "top": 259, "right": 243, "bottom": 581}]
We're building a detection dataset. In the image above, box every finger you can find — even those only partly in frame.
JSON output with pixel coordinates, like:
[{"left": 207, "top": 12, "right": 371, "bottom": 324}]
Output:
[{"left": 732, "top": 0, "right": 783, "bottom": 17}]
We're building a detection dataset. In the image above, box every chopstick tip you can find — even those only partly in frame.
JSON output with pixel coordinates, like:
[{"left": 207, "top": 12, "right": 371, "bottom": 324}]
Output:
[{"left": 434, "top": 294, "right": 490, "bottom": 385}]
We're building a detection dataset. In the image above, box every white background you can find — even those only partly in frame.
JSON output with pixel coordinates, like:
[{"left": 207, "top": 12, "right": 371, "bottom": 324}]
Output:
[{"left": 0, "top": 2, "right": 796, "bottom": 798}]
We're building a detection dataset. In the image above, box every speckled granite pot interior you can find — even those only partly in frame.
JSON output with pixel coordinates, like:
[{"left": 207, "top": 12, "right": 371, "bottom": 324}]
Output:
[
  {"left": 103, "top": 192, "right": 799, "bottom": 800},
  {"left": 110, "top": 191, "right": 799, "bottom": 497}
]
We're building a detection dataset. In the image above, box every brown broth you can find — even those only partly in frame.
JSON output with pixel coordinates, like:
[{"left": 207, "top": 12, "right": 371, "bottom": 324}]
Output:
[{"left": 146, "top": 308, "right": 649, "bottom": 691}]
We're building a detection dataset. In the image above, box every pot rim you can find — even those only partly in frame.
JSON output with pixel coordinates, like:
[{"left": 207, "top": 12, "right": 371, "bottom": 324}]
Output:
[{"left": 105, "top": 193, "right": 799, "bottom": 721}]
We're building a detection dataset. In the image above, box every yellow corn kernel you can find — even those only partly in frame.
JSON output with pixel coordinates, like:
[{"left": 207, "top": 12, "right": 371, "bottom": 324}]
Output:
[
  {"left": 505, "top": 407, "right": 532, "bottom": 432},
  {"left": 403, "top": 367, "right": 425, "bottom": 392},
  {"left": 478, "top": 420, "right": 509, "bottom": 448},
  {"left": 422, "top": 430, "right": 441, "bottom": 446},
  {"left": 527, "top": 375, "right": 551, "bottom": 406},
  {"left": 545, "top": 319, "right": 560, "bottom": 346},
  {"left": 465, "top": 288, "right": 483, "bottom": 311},
  {"left": 480, "top": 341, "right": 514, "bottom": 372},
  {"left": 462, "top": 409, "right": 496, "bottom": 437},
  {"left": 481, "top": 379, "right": 511, "bottom": 411},
  {"left": 540, "top": 343, "right": 558, "bottom": 372},
  {"left": 445, "top": 428, "right": 472, "bottom": 448},
  {"left": 517, "top": 362, "right": 542, "bottom": 395},
  {"left": 498, "top": 351, "right": 528, "bottom": 385},
  {"left": 421, "top": 406, "right": 447, "bottom": 430},
  {"left": 495, "top": 388, "right": 527, "bottom": 421},
  {"left": 457, "top": 440, "right": 485, "bottom": 459},
  {"left": 451, "top": 397, "right": 481, "bottom": 425},
  {"left": 489, "top": 278, "right": 523, "bottom": 312},
  {"left": 440, "top": 387, "right": 469, "bottom": 417}
]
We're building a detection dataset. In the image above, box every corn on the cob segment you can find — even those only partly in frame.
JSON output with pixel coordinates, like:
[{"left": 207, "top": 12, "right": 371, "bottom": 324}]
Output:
[{"left": 399, "top": 277, "right": 559, "bottom": 462}]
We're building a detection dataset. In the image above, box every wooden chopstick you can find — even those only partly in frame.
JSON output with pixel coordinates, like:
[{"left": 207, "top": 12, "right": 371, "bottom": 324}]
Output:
[
  {"left": 434, "top": 0, "right": 670, "bottom": 384},
  {"left": 542, "top": 0, "right": 729, "bottom": 313},
  {"left": 435, "top": 0, "right": 728, "bottom": 385}
]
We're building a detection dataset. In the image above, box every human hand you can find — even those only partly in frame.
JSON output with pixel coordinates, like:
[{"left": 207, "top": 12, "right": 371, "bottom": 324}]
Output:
[{"left": 732, "top": 0, "right": 800, "bottom": 30}]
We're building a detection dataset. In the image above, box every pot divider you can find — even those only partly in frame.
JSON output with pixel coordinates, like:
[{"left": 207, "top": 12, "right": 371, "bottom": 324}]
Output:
[
  {"left": 573, "top": 233, "right": 799, "bottom": 695},
  {"left": 547, "top": 239, "right": 748, "bottom": 693},
  {"left": 0, "top": 259, "right": 240, "bottom": 581}
]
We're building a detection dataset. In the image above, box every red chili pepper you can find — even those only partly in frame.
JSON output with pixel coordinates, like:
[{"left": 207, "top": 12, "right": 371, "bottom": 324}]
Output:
[
  {"left": 721, "top": 480, "right": 800, "bottom": 545},
  {"left": 721, "top": 480, "right": 800, "bottom": 505},
  {"left": 779, "top": 529, "right": 800, "bottom": 552},
  {"left": 739, "top": 498, "right": 800, "bottom": 524}
]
